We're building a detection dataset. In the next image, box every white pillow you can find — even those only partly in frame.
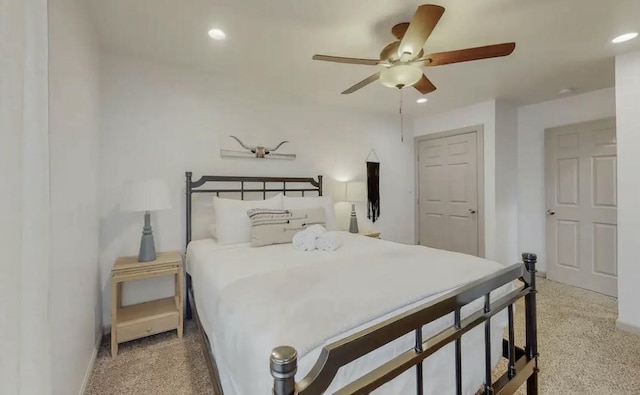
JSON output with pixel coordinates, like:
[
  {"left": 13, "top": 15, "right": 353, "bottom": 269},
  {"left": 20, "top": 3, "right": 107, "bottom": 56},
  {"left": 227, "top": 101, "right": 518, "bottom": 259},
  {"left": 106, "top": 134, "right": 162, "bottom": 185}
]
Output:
[
  {"left": 208, "top": 223, "right": 217, "bottom": 239},
  {"left": 213, "top": 194, "right": 283, "bottom": 245},
  {"left": 282, "top": 196, "right": 337, "bottom": 230}
]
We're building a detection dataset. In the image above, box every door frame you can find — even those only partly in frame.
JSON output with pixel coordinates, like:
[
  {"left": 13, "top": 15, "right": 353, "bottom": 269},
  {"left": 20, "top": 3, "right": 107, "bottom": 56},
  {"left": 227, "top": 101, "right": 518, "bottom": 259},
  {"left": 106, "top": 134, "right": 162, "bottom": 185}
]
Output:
[{"left": 414, "top": 125, "right": 485, "bottom": 257}]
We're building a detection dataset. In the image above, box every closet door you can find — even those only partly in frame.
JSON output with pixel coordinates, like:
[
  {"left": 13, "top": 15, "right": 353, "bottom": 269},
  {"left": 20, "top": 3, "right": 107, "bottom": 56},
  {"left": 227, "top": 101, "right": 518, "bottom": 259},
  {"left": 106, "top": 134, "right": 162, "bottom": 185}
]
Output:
[{"left": 418, "top": 132, "right": 479, "bottom": 256}]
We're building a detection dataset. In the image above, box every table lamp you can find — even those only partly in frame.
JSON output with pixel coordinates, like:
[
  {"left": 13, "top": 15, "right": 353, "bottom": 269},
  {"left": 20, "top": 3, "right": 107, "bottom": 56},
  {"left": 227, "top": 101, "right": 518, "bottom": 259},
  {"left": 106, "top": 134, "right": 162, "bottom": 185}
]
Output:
[
  {"left": 346, "top": 181, "right": 367, "bottom": 233},
  {"left": 121, "top": 179, "right": 171, "bottom": 262}
]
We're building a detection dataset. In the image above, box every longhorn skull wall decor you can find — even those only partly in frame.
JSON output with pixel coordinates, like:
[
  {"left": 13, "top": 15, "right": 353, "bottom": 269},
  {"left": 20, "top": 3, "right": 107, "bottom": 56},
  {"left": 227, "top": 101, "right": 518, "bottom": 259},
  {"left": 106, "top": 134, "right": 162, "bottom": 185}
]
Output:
[{"left": 220, "top": 135, "right": 296, "bottom": 160}]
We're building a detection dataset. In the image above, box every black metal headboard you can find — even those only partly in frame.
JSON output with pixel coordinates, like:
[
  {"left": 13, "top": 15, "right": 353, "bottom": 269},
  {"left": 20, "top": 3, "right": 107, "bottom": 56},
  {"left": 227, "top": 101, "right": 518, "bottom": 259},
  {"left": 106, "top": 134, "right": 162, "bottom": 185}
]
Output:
[{"left": 185, "top": 172, "right": 323, "bottom": 248}]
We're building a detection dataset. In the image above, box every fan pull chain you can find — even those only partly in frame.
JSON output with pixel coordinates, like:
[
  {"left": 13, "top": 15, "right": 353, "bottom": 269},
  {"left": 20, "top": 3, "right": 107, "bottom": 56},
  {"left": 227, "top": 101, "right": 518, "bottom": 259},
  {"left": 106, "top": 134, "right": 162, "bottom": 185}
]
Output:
[{"left": 399, "top": 88, "right": 404, "bottom": 142}]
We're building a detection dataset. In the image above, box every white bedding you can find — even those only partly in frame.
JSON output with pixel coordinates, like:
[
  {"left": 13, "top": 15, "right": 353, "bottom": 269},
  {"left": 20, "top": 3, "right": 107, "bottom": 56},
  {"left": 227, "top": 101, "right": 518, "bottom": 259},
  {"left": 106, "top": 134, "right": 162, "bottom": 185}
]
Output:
[{"left": 187, "top": 233, "right": 512, "bottom": 395}]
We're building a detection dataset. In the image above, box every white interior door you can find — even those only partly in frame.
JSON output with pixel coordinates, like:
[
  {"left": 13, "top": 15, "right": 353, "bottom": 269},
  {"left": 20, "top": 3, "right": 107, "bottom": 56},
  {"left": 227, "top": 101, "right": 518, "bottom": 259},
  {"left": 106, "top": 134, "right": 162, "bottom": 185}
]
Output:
[
  {"left": 545, "top": 118, "right": 617, "bottom": 296},
  {"left": 418, "top": 132, "right": 479, "bottom": 256}
]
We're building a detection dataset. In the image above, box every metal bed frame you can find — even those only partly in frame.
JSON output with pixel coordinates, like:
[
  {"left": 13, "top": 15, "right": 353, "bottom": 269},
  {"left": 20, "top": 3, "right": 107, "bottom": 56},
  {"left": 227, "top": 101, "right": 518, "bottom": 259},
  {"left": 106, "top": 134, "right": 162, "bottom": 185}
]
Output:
[{"left": 184, "top": 171, "right": 539, "bottom": 395}]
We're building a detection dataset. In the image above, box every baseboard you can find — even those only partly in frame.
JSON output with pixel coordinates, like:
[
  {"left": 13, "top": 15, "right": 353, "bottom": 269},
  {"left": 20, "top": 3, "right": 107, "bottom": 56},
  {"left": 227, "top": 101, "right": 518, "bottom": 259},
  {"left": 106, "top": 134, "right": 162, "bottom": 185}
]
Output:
[
  {"left": 616, "top": 319, "right": 640, "bottom": 335},
  {"left": 536, "top": 270, "right": 547, "bottom": 278},
  {"left": 79, "top": 337, "right": 101, "bottom": 395}
]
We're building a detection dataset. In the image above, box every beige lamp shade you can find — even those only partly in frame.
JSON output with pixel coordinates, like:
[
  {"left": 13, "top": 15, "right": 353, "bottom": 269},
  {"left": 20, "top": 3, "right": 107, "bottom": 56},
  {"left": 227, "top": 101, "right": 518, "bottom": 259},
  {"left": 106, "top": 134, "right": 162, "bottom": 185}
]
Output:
[
  {"left": 121, "top": 179, "right": 172, "bottom": 212},
  {"left": 380, "top": 64, "right": 422, "bottom": 88},
  {"left": 333, "top": 181, "right": 348, "bottom": 202},
  {"left": 346, "top": 181, "right": 367, "bottom": 202}
]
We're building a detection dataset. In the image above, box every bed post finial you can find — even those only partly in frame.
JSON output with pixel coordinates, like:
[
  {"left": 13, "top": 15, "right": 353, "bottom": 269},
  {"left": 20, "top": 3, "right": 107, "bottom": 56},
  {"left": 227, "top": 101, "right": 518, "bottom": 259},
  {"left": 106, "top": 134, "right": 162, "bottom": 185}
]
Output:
[
  {"left": 522, "top": 252, "right": 539, "bottom": 394},
  {"left": 271, "top": 346, "right": 297, "bottom": 395},
  {"left": 522, "top": 252, "right": 537, "bottom": 274}
]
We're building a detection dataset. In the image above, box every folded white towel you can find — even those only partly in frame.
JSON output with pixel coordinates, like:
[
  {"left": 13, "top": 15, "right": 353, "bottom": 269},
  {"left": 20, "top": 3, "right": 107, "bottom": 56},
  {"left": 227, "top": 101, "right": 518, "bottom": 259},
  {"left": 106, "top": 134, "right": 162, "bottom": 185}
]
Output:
[
  {"left": 305, "top": 224, "right": 327, "bottom": 237},
  {"left": 316, "top": 231, "right": 343, "bottom": 252},
  {"left": 292, "top": 228, "right": 318, "bottom": 251}
]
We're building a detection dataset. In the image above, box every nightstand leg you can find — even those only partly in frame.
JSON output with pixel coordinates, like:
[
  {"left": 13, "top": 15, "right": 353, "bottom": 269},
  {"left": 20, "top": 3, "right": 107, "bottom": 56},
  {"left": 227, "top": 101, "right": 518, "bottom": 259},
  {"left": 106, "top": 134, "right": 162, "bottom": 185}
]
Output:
[
  {"left": 111, "top": 334, "right": 118, "bottom": 357},
  {"left": 117, "top": 282, "right": 122, "bottom": 308},
  {"left": 177, "top": 268, "right": 184, "bottom": 338},
  {"left": 174, "top": 272, "right": 179, "bottom": 314},
  {"left": 111, "top": 279, "right": 118, "bottom": 357}
]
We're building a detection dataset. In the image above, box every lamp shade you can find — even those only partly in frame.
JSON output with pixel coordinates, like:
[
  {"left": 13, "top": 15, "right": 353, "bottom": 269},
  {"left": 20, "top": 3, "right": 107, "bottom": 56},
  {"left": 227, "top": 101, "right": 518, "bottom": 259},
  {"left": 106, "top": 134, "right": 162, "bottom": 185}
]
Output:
[
  {"left": 346, "top": 181, "right": 367, "bottom": 202},
  {"left": 121, "top": 179, "right": 172, "bottom": 212},
  {"left": 380, "top": 64, "right": 422, "bottom": 89},
  {"left": 333, "top": 181, "right": 348, "bottom": 202}
]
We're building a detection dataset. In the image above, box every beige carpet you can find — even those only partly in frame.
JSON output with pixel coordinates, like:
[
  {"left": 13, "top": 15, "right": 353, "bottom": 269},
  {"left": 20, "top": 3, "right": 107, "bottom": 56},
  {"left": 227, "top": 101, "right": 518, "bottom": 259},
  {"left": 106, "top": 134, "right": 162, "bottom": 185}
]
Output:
[{"left": 86, "top": 278, "right": 640, "bottom": 395}]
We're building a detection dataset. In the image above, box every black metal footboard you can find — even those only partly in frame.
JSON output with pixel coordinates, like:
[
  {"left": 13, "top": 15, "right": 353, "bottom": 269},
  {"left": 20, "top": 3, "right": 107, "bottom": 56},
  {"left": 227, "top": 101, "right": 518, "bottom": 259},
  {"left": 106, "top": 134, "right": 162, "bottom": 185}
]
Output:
[{"left": 271, "top": 253, "right": 539, "bottom": 395}]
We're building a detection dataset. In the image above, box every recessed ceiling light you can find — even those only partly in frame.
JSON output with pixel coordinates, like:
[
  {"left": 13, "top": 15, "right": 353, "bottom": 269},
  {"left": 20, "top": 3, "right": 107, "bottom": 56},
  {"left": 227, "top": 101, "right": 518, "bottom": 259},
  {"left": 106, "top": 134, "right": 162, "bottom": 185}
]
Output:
[
  {"left": 208, "top": 28, "right": 226, "bottom": 40},
  {"left": 612, "top": 32, "right": 638, "bottom": 43},
  {"left": 558, "top": 88, "right": 574, "bottom": 95},
  {"left": 416, "top": 98, "right": 428, "bottom": 104}
]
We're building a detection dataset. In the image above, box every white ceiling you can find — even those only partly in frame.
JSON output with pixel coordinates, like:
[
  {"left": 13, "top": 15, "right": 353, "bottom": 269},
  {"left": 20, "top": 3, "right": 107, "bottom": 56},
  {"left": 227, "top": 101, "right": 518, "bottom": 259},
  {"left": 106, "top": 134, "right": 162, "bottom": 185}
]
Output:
[{"left": 86, "top": 0, "right": 640, "bottom": 117}]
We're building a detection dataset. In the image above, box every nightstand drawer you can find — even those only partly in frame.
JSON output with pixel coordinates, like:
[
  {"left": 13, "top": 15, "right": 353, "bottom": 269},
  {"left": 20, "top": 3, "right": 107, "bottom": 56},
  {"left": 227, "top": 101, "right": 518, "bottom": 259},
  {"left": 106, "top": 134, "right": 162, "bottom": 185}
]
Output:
[{"left": 117, "top": 314, "right": 179, "bottom": 343}]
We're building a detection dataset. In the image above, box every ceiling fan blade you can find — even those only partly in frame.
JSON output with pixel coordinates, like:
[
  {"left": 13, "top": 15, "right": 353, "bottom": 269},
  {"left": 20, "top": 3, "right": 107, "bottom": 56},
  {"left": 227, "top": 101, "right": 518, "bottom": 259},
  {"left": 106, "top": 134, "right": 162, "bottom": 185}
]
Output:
[
  {"left": 391, "top": 23, "right": 410, "bottom": 40},
  {"left": 413, "top": 74, "right": 436, "bottom": 94},
  {"left": 341, "top": 72, "right": 381, "bottom": 94},
  {"left": 421, "top": 43, "right": 516, "bottom": 66},
  {"left": 398, "top": 5, "right": 445, "bottom": 59},
  {"left": 312, "top": 55, "right": 380, "bottom": 66}
]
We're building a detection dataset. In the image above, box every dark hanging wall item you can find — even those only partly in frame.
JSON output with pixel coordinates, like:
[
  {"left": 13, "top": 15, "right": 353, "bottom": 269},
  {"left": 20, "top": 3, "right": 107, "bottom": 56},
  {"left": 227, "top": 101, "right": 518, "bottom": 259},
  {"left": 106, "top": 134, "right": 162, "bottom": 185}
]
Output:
[{"left": 366, "top": 149, "right": 381, "bottom": 222}]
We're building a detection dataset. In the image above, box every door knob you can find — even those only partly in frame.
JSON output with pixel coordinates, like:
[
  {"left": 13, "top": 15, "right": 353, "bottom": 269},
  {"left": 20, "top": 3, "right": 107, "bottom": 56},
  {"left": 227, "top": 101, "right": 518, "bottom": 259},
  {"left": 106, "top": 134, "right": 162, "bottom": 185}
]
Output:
[
  {"left": 469, "top": 209, "right": 477, "bottom": 214},
  {"left": 546, "top": 210, "right": 555, "bottom": 215}
]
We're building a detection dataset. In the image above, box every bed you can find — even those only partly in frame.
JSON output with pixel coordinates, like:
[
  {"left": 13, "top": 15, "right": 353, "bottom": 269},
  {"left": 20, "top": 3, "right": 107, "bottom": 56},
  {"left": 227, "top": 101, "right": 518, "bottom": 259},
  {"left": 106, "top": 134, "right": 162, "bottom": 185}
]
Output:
[{"left": 184, "top": 172, "right": 539, "bottom": 395}]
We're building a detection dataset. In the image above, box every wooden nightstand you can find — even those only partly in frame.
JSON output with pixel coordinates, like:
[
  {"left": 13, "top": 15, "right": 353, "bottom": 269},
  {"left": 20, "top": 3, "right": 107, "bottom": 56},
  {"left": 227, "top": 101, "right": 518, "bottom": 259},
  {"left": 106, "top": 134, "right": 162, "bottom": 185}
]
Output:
[
  {"left": 362, "top": 231, "right": 381, "bottom": 239},
  {"left": 110, "top": 251, "right": 183, "bottom": 357}
]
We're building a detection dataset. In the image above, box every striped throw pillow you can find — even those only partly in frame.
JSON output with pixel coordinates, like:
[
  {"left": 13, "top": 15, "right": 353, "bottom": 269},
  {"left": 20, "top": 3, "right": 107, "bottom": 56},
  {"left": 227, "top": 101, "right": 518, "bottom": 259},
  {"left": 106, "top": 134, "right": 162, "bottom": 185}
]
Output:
[{"left": 247, "top": 207, "right": 326, "bottom": 247}]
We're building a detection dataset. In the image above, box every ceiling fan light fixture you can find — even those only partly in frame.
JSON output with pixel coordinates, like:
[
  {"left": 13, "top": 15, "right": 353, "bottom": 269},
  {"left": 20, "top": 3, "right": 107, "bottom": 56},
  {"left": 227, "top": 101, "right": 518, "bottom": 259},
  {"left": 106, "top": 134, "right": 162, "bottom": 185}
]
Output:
[{"left": 380, "top": 65, "right": 422, "bottom": 89}]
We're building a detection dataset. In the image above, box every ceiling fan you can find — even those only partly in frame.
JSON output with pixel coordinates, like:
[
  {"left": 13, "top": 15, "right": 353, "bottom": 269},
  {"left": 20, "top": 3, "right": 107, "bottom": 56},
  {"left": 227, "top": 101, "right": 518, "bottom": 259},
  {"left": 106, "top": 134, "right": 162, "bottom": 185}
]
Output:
[{"left": 312, "top": 4, "right": 516, "bottom": 95}]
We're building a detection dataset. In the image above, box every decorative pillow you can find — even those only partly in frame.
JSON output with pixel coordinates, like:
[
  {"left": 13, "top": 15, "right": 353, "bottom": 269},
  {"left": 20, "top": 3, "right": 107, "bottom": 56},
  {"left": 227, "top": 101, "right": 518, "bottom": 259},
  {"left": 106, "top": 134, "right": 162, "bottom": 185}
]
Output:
[
  {"left": 247, "top": 208, "right": 326, "bottom": 247},
  {"left": 213, "top": 194, "right": 283, "bottom": 245},
  {"left": 282, "top": 196, "right": 337, "bottom": 230}
]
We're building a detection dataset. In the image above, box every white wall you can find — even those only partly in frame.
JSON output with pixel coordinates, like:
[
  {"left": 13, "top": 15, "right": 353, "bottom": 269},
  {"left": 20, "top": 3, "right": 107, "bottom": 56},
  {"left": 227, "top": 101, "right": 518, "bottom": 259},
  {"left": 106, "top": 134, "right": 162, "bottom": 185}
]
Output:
[
  {"left": 615, "top": 50, "right": 640, "bottom": 331},
  {"left": 495, "top": 101, "right": 519, "bottom": 264},
  {"left": 99, "top": 53, "right": 415, "bottom": 326},
  {"left": 0, "top": 0, "right": 23, "bottom": 385},
  {"left": 0, "top": 0, "right": 52, "bottom": 393},
  {"left": 48, "top": 0, "right": 102, "bottom": 393},
  {"left": 516, "top": 88, "right": 616, "bottom": 272},
  {"left": 413, "top": 101, "right": 499, "bottom": 261}
]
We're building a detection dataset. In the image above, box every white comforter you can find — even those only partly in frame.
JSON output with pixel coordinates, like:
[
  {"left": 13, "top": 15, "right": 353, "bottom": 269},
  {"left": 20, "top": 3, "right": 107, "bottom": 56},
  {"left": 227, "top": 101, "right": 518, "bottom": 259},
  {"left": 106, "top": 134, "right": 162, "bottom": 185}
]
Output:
[{"left": 187, "top": 232, "right": 512, "bottom": 395}]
